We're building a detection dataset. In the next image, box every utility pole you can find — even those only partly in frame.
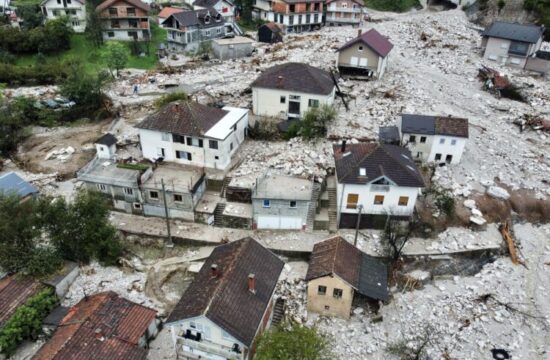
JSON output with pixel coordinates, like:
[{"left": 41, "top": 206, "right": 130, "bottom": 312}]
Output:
[
  {"left": 161, "top": 179, "right": 173, "bottom": 248},
  {"left": 354, "top": 204, "right": 363, "bottom": 247}
]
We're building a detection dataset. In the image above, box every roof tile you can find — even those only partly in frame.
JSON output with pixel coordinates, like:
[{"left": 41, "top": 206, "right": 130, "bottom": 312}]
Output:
[{"left": 251, "top": 62, "right": 335, "bottom": 95}]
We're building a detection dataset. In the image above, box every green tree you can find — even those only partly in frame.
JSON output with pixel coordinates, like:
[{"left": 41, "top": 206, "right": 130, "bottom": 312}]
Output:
[
  {"left": 60, "top": 59, "right": 111, "bottom": 110},
  {"left": 85, "top": 3, "right": 104, "bottom": 47},
  {"left": 255, "top": 324, "right": 333, "bottom": 360},
  {"left": 102, "top": 42, "right": 129, "bottom": 77},
  {"left": 39, "top": 17, "right": 73, "bottom": 53},
  {"left": 17, "top": 4, "right": 44, "bottom": 29},
  {"left": 286, "top": 104, "right": 337, "bottom": 140},
  {"left": 154, "top": 92, "right": 188, "bottom": 108}
]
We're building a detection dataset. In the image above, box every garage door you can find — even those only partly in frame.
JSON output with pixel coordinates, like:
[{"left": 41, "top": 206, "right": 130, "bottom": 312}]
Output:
[
  {"left": 350, "top": 56, "right": 359, "bottom": 66},
  {"left": 257, "top": 216, "right": 302, "bottom": 229}
]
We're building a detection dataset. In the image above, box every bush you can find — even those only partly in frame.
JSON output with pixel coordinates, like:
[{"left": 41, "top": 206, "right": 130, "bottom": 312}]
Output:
[
  {"left": 0, "top": 17, "right": 72, "bottom": 55},
  {"left": 26, "top": 247, "right": 64, "bottom": 278},
  {"left": 284, "top": 104, "right": 336, "bottom": 140},
  {"left": 425, "top": 185, "right": 455, "bottom": 217},
  {"left": 0, "top": 63, "right": 67, "bottom": 86},
  {"left": 154, "top": 92, "right": 189, "bottom": 108},
  {"left": 0, "top": 288, "right": 58, "bottom": 356},
  {"left": 60, "top": 59, "right": 112, "bottom": 110}
]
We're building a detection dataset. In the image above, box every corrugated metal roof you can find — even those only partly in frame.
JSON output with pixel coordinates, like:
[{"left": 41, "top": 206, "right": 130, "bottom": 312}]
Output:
[
  {"left": 0, "top": 275, "right": 44, "bottom": 328},
  {"left": 482, "top": 21, "right": 544, "bottom": 44},
  {"left": 0, "top": 172, "right": 39, "bottom": 198}
]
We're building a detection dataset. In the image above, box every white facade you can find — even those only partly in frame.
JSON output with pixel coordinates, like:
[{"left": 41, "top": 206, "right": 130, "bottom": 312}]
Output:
[
  {"left": 194, "top": 0, "right": 235, "bottom": 22},
  {"left": 95, "top": 142, "right": 116, "bottom": 159},
  {"left": 482, "top": 36, "right": 543, "bottom": 69},
  {"left": 139, "top": 107, "right": 248, "bottom": 170},
  {"left": 400, "top": 132, "right": 467, "bottom": 165},
  {"left": 252, "top": 87, "right": 335, "bottom": 118},
  {"left": 336, "top": 179, "right": 421, "bottom": 219},
  {"left": 41, "top": 0, "right": 87, "bottom": 32}
]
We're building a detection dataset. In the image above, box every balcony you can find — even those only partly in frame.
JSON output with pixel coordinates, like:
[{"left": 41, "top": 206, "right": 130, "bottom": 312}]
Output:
[
  {"left": 176, "top": 337, "right": 242, "bottom": 360},
  {"left": 326, "top": 15, "right": 360, "bottom": 23},
  {"left": 327, "top": 6, "right": 361, "bottom": 13}
]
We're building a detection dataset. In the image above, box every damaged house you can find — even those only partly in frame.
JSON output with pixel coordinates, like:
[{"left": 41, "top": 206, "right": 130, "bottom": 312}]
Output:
[
  {"left": 0, "top": 171, "right": 39, "bottom": 201},
  {"left": 305, "top": 236, "right": 388, "bottom": 319},
  {"left": 165, "top": 237, "right": 284, "bottom": 360},
  {"left": 192, "top": 0, "right": 235, "bottom": 23},
  {"left": 96, "top": 0, "right": 151, "bottom": 41},
  {"left": 252, "top": 0, "right": 323, "bottom": 33},
  {"left": 398, "top": 114, "right": 469, "bottom": 165},
  {"left": 336, "top": 28, "right": 393, "bottom": 79},
  {"left": 136, "top": 100, "right": 248, "bottom": 170},
  {"left": 251, "top": 62, "right": 336, "bottom": 121},
  {"left": 333, "top": 142, "right": 425, "bottom": 229}
]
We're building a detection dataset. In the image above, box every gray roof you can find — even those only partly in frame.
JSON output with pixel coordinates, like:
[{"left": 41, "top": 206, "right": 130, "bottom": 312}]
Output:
[
  {"left": 0, "top": 172, "right": 38, "bottom": 198},
  {"left": 77, "top": 158, "right": 142, "bottom": 188},
  {"left": 251, "top": 63, "right": 335, "bottom": 96},
  {"left": 163, "top": 8, "right": 225, "bottom": 29},
  {"left": 96, "top": 133, "right": 117, "bottom": 146},
  {"left": 482, "top": 21, "right": 544, "bottom": 44},
  {"left": 401, "top": 114, "right": 469, "bottom": 138},
  {"left": 358, "top": 254, "right": 388, "bottom": 301},
  {"left": 253, "top": 175, "right": 313, "bottom": 201},
  {"left": 379, "top": 126, "right": 400, "bottom": 144}
]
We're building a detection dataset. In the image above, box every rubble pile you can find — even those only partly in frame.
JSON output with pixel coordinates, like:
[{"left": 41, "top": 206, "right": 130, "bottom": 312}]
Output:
[{"left": 44, "top": 146, "right": 76, "bottom": 162}]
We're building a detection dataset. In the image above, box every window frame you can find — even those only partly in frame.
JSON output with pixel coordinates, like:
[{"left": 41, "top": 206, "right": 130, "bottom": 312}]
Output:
[
  {"left": 420, "top": 136, "right": 427, "bottom": 143},
  {"left": 124, "top": 187, "right": 134, "bottom": 196},
  {"left": 174, "top": 194, "right": 183, "bottom": 203},
  {"left": 263, "top": 199, "right": 271, "bottom": 208},
  {"left": 333, "top": 288, "right": 343, "bottom": 299},
  {"left": 409, "top": 135, "right": 416, "bottom": 143},
  {"left": 374, "top": 195, "right": 384, "bottom": 205},
  {"left": 149, "top": 190, "right": 159, "bottom": 200},
  {"left": 398, "top": 196, "right": 409, "bottom": 206},
  {"left": 318, "top": 285, "right": 327, "bottom": 295},
  {"left": 439, "top": 138, "right": 445, "bottom": 144},
  {"left": 289, "top": 200, "right": 297, "bottom": 208},
  {"left": 209, "top": 140, "right": 219, "bottom": 149},
  {"left": 308, "top": 99, "right": 319, "bottom": 108},
  {"left": 346, "top": 193, "right": 359, "bottom": 209}
]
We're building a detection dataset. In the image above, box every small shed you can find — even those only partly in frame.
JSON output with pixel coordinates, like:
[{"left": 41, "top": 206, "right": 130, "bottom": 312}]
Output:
[
  {"left": 258, "top": 22, "right": 283, "bottom": 44},
  {"left": 95, "top": 133, "right": 117, "bottom": 160},
  {"left": 212, "top": 36, "right": 255, "bottom": 60}
]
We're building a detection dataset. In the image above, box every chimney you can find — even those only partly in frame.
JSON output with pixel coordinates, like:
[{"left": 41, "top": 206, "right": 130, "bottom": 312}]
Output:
[
  {"left": 341, "top": 140, "right": 347, "bottom": 153},
  {"left": 211, "top": 264, "right": 219, "bottom": 277},
  {"left": 248, "top": 273, "right": 256, "bottom": 294},
  {"left": 358, "top": 29, "right": 362, "bottom": 37}
]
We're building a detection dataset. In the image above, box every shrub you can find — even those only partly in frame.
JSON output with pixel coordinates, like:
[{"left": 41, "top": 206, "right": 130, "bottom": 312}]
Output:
[
  {"left": 284, "top": 104, "right": 336, "bottom": 140},
  {"left": 425, "top": 185, "right": 455, "bottom": 217},
  {"left": 0, "top": 63, "right": 67, "bottom": 86},
  {"left": 154, "top": 92, "right": 188, "bottom": 108}
]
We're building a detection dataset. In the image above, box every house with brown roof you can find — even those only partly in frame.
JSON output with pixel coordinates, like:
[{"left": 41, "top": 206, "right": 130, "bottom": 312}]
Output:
[
  {"left": 333, "top": 142, "right": 425, "bottom": 229},
  {"left": 398, "top": 114, "right": 469, "bottom": 165},
  {"left": 306, "top": 236, "right": 388, "bottom": 319},
  {"left": 336, "top": 28, "right": 394, "bottom": 79},
  {"left": 257, "top": 22, "right": 284, "bottom": 43},
  {"left": 325, "top": 0, "right": 364, "bottom": 27},
  {"left": 136, "top": 100, "right": 248, "bottom": 170},
  {"left": 250, "top": 62, "right": 336, "bottom": 120},
  {"left": 96, "top": 0, "right": 151, "bottom": 41},
  {"left": 33, "top": 291, "right": 159, "bottom": 360},
  {"left": 165, "top": 237, "right": 284, "bottom": 360}
]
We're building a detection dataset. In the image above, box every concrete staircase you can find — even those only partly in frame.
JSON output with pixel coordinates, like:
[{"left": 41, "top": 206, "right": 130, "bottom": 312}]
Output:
[
  {"left": 327, "top": 177, "right": 337, "bottom": 232},
  {"left": 271, "top": 298, "right": 285, "bottom": 326},
  {"left": 214, "top": 203, "right": 226, "bottom": 227},
  {"left": 305, "top": 182, "right": 322, "bottom": 231},
  {"left": 220, "top": 176, "right": 232, "bottom": 198}
]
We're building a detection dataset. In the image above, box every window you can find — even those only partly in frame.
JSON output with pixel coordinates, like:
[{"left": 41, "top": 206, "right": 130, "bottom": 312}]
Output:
[
  {"left": 306, "top": 14, "right": 310, "bottom": 23},
  {"left": 161, "top": 133, "right": 170, "bottom": 141},
  {"left": 216, "top": 28, "right": 221, "bottom": 34},
  {"left": 409, "top": 135, "right": 416, "bottom": 143},
  {"left": 124, "top": 188, "right": 133, "bottom": 195},
  {"left": 176, "top": 150, "right": 192, "bottom": 161},
  {"left": 108, "top": 7, "right": 117, "bottom": 16},
  {"left": 53, "top": 10, "right": 60, "bottom": 15},
  {"left": 374, "top": 195, "right": 384, "bottom": 205},
  {"left": 215, "top": 156, "right": 219, "bottom": 160},
  {"left": 359, "top": 168, "right": 366, "bottom": 176},
  {"left": 318, "top": 285, "right": 326, "bottom": 295},
  {"left": 173, "top": 134, "right": 185, "bottom": 143},
  {"left": 439, "top": 138, "right": 445, "bottom": 144},
  {"left": 71, "top": 20, "right": 80, "bottom": 26},
  {"left": 314, "top": 14, "right": 318, "bottom": 23},
  {"left": 97, "top": 184, "right": 107, "bottom": 191},
  {"left": 67, "top": 9, "right": 76, "bottom": 15},
  {"left": 174, "top": 194, "right": 183, "bottom": 202},
  {"left": 128, "top": 31, "right": 138, "bottom": 39},
  {"left": 280, "top": 96, "right": 286, "bottom": 104},
  {"left": 500, "top": 42, "right": 508, "bottom": 49},
  {"left": 416, "top": 152, "right": 422, "bottom": 158},
  {"left": 509, "top": 41, "right": 529, "bottom": 56},
  {"left": 67, "top": 0, "right": 71, "bottom": 3},
  {"left": 398, "top": 196, "right": 409, "bottom": 206},
  {"left": 451, "top": 139, "right": 457, "bottom": 145},
  {"left": 208, "top": 140, "right": 218, "bottom": 149},
  {"left": 108, "top": 31, "right": 115, "bottom": 37},
  {"left": 308, "top": 99, "right": 319, "bottom": 108},
  {"left": 289, "top": 95, "right": 300, "bottom": 101},
  {"left": 205, "top": 30, "right": 210, "bottom": 37},
  {"left": 263, "top": 199, "right": 270, "bottom": 208},
  {"left": 435, "top": 153, "right": 442, "bottom": 161},
  {"left": 289, "top": 15, "right": 293, "bottom": 25},
  {"left": 298, "top": 15, "right": 302, "bottom": 25},
  {"left": 420, "top": 136, "right": 427, "bottom": 143},
  {"left": 133, "top": 202, "right": 141, "bottom": 209},
  {"left": 333, "top": 288, "right": 343, "bottom": 298},
  {"left": 149, "top": 191, "right": 159, "bottom": 199},
  {"left": 445, "top": 154, "right": 453, "bottom": 163},
  {"left": 289, "top": 200, "right": 297, "bottom": 208},
  {"left": 510, "top": 57, "right": 521, "bottom": 65},
  {"left": 157, "top": 147, "right": 165, "bottom": 157},
  {"left": 127, "top": 7, "right": 136, "bottom": 16},
  {"left": 346, "top": 193, "right": 358, "bottom": 209},
  {"left": 129, "top": 19, "right": 138, "bottom": 28},
  {"left": 289, "top": 4, "right": 295, "bottom": 12}
]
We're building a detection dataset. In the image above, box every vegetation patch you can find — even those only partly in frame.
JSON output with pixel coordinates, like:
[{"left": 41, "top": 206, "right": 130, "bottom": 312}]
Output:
[{"left": 364, "top": 0, "right": 422, "bottom": 12}]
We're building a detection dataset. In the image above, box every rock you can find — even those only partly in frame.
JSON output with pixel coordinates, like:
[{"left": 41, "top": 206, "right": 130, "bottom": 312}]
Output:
[
  {"left": 464, "top": 199, "right": 476, "bottom": 209},
  {"left": 470, "top": 215, "right": 487, "bottom": 225},
  {"left": 487, "top": 186, "right": 510, "bottom": 200},
  {"left": 353, "top": 307, "right": 364, "bottom": 315}
]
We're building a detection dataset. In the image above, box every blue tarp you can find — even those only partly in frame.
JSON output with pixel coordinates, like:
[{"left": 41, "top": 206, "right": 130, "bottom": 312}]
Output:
[{"left": 0, "top": 172, "right": 38, "bottom": 198}]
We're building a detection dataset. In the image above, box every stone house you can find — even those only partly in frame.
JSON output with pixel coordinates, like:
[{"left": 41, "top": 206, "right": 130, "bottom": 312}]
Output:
[
  {"left": 193, "top": 0, "right": 235, "bottom": 23},
  {"left": 136, "top": 101, "right": 248, "bottom": 170},
  {"left": 161, "top": 8, "right": 230, "bottom": 53},
  {"left": 41, "top": 0, "right": 86, "bottom": 32},
  {"left": 252, "top": 0, "right": 323, "bottom": 33},
  {"left": 325, "top": 0, "right": 363, "bottom": 27},
  {"left": 306, "top": 236, "right": 388, "bottom": 319},
  {"left": 333, "top": 142, "right": 425, "bottom": 229},
  {"left": 336, "top": 28, "right": 393, "bottom": 79},
  {"left": 252, "top": 174, "right": 315, "bottom": 230},
  {"left": 398, "top": 114, "right": 469, "bottom": 165},
  {"left": 96, "top": 0, "right": 151, "bottom": 41},
  {"left": 251, "top": 62, "right": 336, "bottom": 121},
  {"left": 481, "top": 21, "right": 545, "bottom": 69},
  {"left": 165, "top": 237, "right": 284, "bottom": 360}
]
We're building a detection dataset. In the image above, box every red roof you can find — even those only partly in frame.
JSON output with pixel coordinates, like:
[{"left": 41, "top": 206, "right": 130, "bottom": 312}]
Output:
[
  {"left": 0, "top": 275, "right": 44, "bottom": 328},
  {"left": 33, "top": 291, "right": 157, "bottom": 360},
  {"left": 338, "top": 28, "right": 394, "bottom": 57},
  {"left": 158, "top": 7, "right": 184, "bottom": 19}
]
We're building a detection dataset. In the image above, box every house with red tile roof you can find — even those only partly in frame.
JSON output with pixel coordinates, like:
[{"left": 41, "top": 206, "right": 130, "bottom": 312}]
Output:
[
  {"left": 157, "top": 6, "right": 183, "bottom": 24},
  {"left": 336, "top": 28, "right": 394, "bottom": 79}
]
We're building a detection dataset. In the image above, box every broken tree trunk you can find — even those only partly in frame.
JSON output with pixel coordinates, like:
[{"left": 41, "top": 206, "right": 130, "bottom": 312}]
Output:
[
  {"left": 330, "top": 70, "right": 349, "bottom": 111},
  {"left": 499, "top": 221, "right": 520, "bottom": 265}
]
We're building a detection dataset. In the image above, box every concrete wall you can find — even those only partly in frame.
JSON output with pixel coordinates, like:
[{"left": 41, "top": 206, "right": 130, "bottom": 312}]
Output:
[
  {"left": 338, "top": 42, "right": 380, "bottom": 73},
  {"left": 525, "top": 56, "right": 550, "bottom": 74},
  {"left": 252, "top": 87, "right": 335, "bottom": 118},
  {"left": 212, "top": 41, "right": 254, "bottom": 60},
  {"left": 252, "top": 198, "right": 310, "bottom": 228},
  {"left": 307, "top": 275, "right": 354, "bottom": 319},
  {"left": 401, "top": 132, "right": 435, "bottom": 162},
  {"left": 102, "top": 26, "right": 150, "bottom": 41},
  {"left": 53, "top": 265, "right": 79, "bottom": 298}
]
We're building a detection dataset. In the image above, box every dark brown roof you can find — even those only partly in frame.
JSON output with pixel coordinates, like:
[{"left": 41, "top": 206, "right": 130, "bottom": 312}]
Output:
[
  {"left": 263, "top": 22, "right": 283, "bottom": 33},
  {"left": 250, "top": 62, "right": 335, "bottom": 95},
  {"left": 0, "top": 275, "right": 44, "bottom": 328},
  {"left": 333, "top": 143, "right": 425, "bottom": 187},
  {"left": 167, "top": 238, "right": 284, "bottom": 347},
  {"left": 338, "top": 28, "right": 394, "bottom": 57},
  {"left": 434, "top": 117, "right": 469, "bottom": 138},
  {"left": 33, "top": 291, "right": 157, "bottom": 360},
  {"left": 165, "top": 8, "right": 224, "bottom": 28},
  {"left": 96, "top": 0, "right": 150, "bottom": 12},
  {"left": 401, "top": 114, "right": 469, "bottom": 138},
  {"left": 136, "top": 100, "right": 228, "bottom": 137},
  {"left": 305, "top": 237, "right": 388, "bottom": 301}
]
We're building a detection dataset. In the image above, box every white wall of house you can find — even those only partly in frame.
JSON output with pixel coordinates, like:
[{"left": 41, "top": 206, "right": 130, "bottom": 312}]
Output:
[
  {"left": 336, "top": 181, "right": 420, "bottom": 218},
  {"left": 42, "top": 0, "right": 86, "bottom": 32},
  {"left": 377, "top": 55, "right": 388, "bottom": 78},
  {"left": 102, "top": 25, "right": 150, "bottom": 41},
  {"left": 482, "top": 36, "right": 542, "bottom": 68},
  {"left": 168, "top": 316, "right": 247, "bottom": 360},
  {"left": 426, "top": 135, "right": 467, "bottom": 164},
  {"left": 95, "top": 143, "right": 116, "bottom": 159},
  {"left": 194, "top": 0, "right": 234, "bottom": 22},
  {"left": 252, "top": 87, "right": 335, "bottom": 118}
]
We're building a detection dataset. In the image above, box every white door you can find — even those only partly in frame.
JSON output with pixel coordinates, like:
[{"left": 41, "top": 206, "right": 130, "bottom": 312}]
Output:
[
  {"left": 280, "top": 216, "right": 302, "bottom": 229},
  {"left": 257, "top": 216, "right": 279, "bottom": 229},
  {"left": 350, "top": 56, "right": 359, "bottom": 66},
  {"left": 359, "top": 57, "right": 368, "bottom": 67},
  {"left": 257, "top": 216, "right": 302, "bottom": 229}
]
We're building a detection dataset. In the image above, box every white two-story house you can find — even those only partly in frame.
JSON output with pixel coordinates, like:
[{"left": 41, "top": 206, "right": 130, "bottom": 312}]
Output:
[
  {"left": 136, "top": 100, "right": 248, "bottom": 170},
  {"left": 398, "top": 114, "right": 469, "bottom": 165},
  {"left": 165, "top": 237, "right": 284, "bottom": 360},
  {"left": 41, "top": 0, "right": 87, "bottom": 32},
  {"left": 333, "top": 142, "right": 425, "bottom": 229},
  {"left": 193, "top": 0, "right": 235, "bottom": 23},
  {"left": 251, "top": 62, "right": 336, "bottom": 121}
]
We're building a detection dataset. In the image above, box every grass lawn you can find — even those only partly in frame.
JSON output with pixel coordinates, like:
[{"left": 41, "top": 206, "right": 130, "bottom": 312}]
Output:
[{"left": 15, "top": 22, "right": 167, "bottom": 73}]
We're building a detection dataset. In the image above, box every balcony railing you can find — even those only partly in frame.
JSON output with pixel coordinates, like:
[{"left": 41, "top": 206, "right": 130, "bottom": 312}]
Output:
[
  {"left": 326, "top": 15, "right": 360, "bottom": 22},
  {"left": 176, "top": 337, "right": 242, "bottom": 359},
  {"left": 327, "top": 7, "right": 361, "bottom": 12}
]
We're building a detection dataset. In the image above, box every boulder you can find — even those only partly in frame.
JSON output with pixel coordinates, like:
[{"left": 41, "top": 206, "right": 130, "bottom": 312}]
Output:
[{"left": 487, "top": 186, "right": 510, "bottom": 200}]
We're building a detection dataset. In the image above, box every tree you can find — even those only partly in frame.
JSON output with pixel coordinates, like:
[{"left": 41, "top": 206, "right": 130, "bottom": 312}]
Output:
[
  {"left": 102, "top": 42, "right": 129, "bottom": 77},
  {"left": 255, "top": 323, "right": 333, "bottom": 360},
  {"left": 286, "top": 104, "right": 337, "bottom": 140},
  {"left": 17, "top": 4, "right": 44, "bottom": 29},
  {"left": 85, "top": 3, "right": 104, "bottom": 47},
  {"left": 154, "top": 92, "right": 188, "bottom": 108},
  {"left": 383, "top": 216, "right": 418, "bottom": 262},
  {"left": 39, "top": 17, "right": 73, "bottom": 53},
  {"left": 60, "top": 59, "right": 111, "bottom": 110}
]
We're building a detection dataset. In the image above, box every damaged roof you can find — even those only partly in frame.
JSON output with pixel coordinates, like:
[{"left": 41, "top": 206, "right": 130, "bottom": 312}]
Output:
[
  {"left": 0, "top": 172, "right": 38, "bottom": 198},
  {"left": 33, "top": 291, "right": 156, "bottom": 360},
  {"left": 0, "top": 275, "right": 44, "bottom": 328},
  {"left": 401, "top": 114, "right": 469, "bottom": 138},
  {"left": 305, "top": 237, "right": 388, "bottom": 301},
  {"left": 482, "top": 21, "right": 544, "bottom": 44},
  {"left": 333, "top": 143, "right": 425, "bottom": 187},
  {"left": 136, "top": 100, "right": 228, "bottom": 137},
  {"left": 96, "top": 0, "right": 150, "bottom": 13},
  {"left": 338, "top": 28, "right": 394, "bottom": 57},
  {"left": 166, "top": 237, "right": 284, "bottom": 347},
  {"left": 164, "top": 8, "right": 224, "bottom": 28},
  {"left": 251, "top": 62, "right": 335, "bottom": 95}
]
